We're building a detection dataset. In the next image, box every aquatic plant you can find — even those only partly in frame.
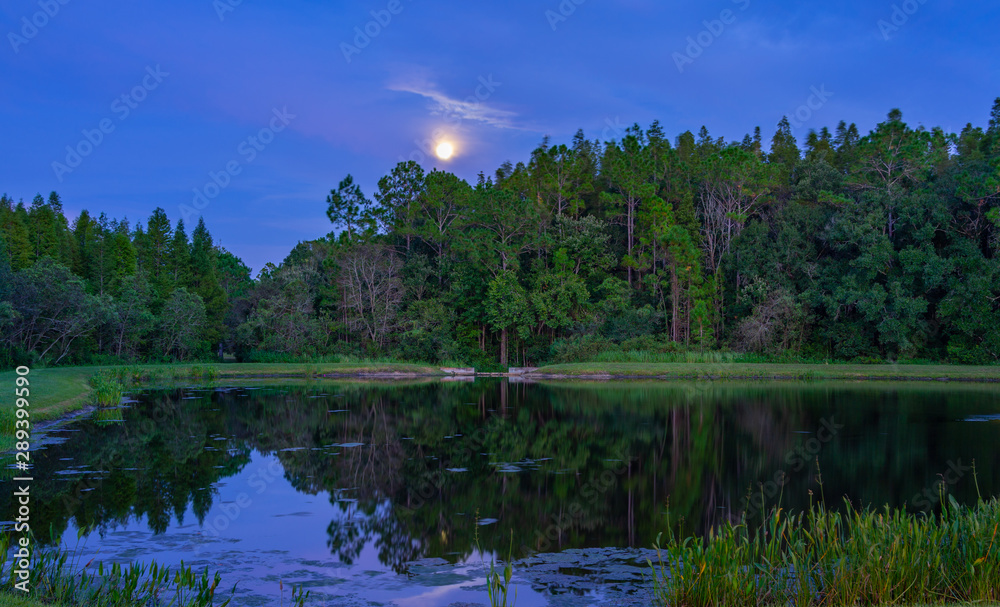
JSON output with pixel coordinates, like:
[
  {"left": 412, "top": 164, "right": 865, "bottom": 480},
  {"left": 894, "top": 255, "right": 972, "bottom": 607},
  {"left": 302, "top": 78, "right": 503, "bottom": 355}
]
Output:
[
  {"left": 0, "top": 534, "right": 309, "bottom": 607},
  {"left": 88, "top": 371, "right": 124, "bottom": 408},
  {"left": 1, "top": 535, "right": 231, "bottom": 606},
  {"left": 649, "top": 484, "right": 1000, "bottom": 606},
  {"left": 474, "top": 520, "right": 517, "bottom": 607}
]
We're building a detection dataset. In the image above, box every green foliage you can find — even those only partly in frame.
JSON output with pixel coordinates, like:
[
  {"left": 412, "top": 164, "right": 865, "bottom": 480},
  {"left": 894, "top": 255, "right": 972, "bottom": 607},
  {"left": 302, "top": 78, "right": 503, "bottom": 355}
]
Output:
[
  {"left": 475, "top": 527, "right": 517, "bottom": 607},
  {"left": 326, "top": 174, "right": 371, "bottom": 241},
  {"left": 0, "top": 195, "right": 33, "bottom": 270},
  {"left": 650, "top": 496, "right": 1000, "bottom": 606},
  {"left": 549, "top": 334, "right": 616, "bottom": 364},
  {"left": 601, "top": 305, "right": 661, "bottom": 343},
  {"left": 0, "top": 536, "right": 309, "bottom": 607},
  {"left": 235, "top": 265, "right": 326, "bottom": 358},
  {"left": 157, "top": 288, "right": 207, "bottom": 360},
  {"left": 4, "top": 101, "right": 1000, "bottom": 366},
  {"left": 5, "top": 258, "right": 108, "bottom": 365}
]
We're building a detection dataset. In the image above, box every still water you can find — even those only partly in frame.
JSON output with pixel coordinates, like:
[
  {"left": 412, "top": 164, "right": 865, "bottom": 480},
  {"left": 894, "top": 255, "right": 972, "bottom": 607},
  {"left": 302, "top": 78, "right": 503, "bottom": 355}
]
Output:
[{"left": 4, "top": 379, "right": 1000, "bottom": 606}]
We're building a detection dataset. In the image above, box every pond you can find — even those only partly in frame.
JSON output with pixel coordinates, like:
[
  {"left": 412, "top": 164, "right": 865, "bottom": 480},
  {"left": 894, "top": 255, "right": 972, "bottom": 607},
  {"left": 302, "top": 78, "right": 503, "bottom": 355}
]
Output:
[{"left": 3, "top": 379, "right": 1000, "bottom": 606}]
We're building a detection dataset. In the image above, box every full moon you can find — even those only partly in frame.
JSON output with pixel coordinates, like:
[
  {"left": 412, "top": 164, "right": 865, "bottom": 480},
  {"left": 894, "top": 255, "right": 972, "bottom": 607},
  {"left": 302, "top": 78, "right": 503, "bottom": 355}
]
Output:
[{"left": 435, "top": 142, "right": 454, "bottom": 160}]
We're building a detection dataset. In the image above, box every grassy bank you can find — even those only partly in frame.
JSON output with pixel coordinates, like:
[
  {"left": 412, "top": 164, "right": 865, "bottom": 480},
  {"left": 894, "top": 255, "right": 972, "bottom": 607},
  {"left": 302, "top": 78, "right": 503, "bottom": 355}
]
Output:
[
  {"left": 533, "top": 362, "right": 1000, "bottom": 381},
  {"left": 3, "top": 361, "right": 999, "bottom": 448}
]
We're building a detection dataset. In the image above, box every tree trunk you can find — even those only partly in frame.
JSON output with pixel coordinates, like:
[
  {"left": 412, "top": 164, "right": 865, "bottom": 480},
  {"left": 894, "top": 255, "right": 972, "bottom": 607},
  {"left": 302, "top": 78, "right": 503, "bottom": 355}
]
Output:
[
  {"left": 500, "top": 328, "right": 508, "bottom": 367},
  {"left": 627, "top": 202, "right": 634, "bottom": 287},
  {"left": 671, "top": 262, "right": 680, "bottom": 342}
]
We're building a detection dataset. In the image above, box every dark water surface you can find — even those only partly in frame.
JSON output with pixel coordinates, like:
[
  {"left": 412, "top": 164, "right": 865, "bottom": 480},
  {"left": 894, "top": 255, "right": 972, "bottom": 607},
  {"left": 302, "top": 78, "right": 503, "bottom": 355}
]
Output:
[{"left": 4, "top": 379, "right": 1000, "bottom": 606}]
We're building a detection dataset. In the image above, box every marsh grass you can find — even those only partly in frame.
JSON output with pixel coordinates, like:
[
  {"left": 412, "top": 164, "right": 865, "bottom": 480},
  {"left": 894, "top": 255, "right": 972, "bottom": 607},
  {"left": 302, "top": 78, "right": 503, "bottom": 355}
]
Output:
[
  {"left": 595, "top": 350, "right": 747, "bottom": 364},
  {"left": 649, "top": 492, "right": 1000, "bottom": 606},
  {"left": 0, "top": 534, "right": 231, "bottom": 606},
  {"left": 0, "top": 533, "right": 309, "bottom": 607},
  {"left": 87, "top": 365, "right": 159, "bottom": 408},
  {"left": 87, "top": 373, "right": 123, "bottom": 408},
  {"left": 186, "top": 365, "right": 219, "bottom": 381},
  {"left": 92, "top": 408, "right": 125, "bottom": 424},
  {"left": 87, "top": 366, "right": 173, "bottom": 408}
]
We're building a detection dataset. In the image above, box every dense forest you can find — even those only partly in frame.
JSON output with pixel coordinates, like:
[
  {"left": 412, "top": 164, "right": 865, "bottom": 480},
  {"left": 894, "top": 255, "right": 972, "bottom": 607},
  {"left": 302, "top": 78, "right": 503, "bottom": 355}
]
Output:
[{"left": 2, "top": 102, "right": 1000, "bottom": 368}]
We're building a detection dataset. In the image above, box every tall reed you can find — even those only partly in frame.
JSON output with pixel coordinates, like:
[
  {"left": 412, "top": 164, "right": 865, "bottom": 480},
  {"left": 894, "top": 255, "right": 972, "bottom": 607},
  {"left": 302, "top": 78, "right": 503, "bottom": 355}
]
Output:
[
  {"left": 649, "top": 495, "right": 1000, "bottom": 606},
  {"left": 0, "top": 536, "right": 309, "bottom": 607},
  {"left": 88, "top": 371, "right": 124, "bottom": 408}
]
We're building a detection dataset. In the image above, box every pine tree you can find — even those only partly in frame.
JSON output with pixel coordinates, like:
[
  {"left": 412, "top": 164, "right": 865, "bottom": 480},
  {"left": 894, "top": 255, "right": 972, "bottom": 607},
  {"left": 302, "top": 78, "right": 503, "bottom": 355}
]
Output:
[
  {"left": 169, "top": 219, "right": 191, "bottom": 286},
  {"left": 190, "top": 217, "right": 228, "bottom": 353},
  {"left": 72, "top": 209, "right": 94, "bottom": 279},
  {"left": 987, "top": 97, "right": 1000, "bottom": 158},
  {"left": 107, "top": 218, "right": 137, "bottom": 297},
  {"left": 46, "top": 192, "right": 76, "bottom": 266},
  {"left": 27, "top": 193, "right": 66, "bottom": 262},
  {"left": 833, "top": 120, "right": 861, "bottom": 171},
  {"left": 769, "top": 117, "right": 800, "bottom": 192},
  {"left": 85, "top": 214, "right": 111, "bottom": 295},
  {"left": 0, "top": 232, "right": 12, "bottom": 301},
  {"left": 0, "top": 195, "right": 32, "bottom": 270},
  {"left": 139, "top": 208, "right": 174, "bottom": 302}
]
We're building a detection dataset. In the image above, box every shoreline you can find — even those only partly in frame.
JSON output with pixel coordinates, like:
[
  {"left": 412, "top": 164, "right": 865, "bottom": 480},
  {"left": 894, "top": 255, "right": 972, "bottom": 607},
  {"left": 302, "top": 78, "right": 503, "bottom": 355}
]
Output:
[
  {"left": 0, "top": 362, "right": 447, "bottom": 451},
  {"left": 525, "top": 362, "right": 1000, "bottom": 383},
  {"left": 3, "top": 361, "right": 999, "bottom": 445},
  {"left": 523, "top": 373, "right": 1000, "bottom": 382}
]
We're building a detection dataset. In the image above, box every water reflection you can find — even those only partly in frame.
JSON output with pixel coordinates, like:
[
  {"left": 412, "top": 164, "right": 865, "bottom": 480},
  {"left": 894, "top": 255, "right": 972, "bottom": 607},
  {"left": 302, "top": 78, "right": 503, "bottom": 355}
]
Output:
[{"left": 3, "top": 380, "right": 1000, "bottom": 583}]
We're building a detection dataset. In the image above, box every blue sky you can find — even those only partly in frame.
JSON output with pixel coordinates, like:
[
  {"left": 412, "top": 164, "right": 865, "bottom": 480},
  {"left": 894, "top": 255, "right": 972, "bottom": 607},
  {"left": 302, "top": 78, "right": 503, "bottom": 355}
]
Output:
[{"left": 1, "top": 0, "right": 997, "bottom": 273}]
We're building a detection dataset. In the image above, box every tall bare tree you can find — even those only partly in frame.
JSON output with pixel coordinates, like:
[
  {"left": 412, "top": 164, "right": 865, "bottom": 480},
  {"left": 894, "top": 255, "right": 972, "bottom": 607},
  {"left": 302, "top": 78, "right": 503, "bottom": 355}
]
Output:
[{"left": 339, "top": 244, "right": 403, "bottom": 347}]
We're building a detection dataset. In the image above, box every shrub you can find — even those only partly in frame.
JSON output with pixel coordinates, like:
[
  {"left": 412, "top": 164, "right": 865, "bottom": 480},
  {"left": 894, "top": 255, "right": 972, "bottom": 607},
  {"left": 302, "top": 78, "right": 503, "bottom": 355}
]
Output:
[{"left": 549, "top": 334, "right": 616, "bottom": 363}]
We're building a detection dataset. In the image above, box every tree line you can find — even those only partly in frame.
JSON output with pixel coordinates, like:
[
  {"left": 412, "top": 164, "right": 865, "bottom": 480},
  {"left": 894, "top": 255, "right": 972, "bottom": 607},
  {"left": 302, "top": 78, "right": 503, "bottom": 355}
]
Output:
[
  {"left": 0, "top": 196, "right": 243, "bottom": 365},
  {"left": 2, "top": 101, "right": 999, "bottom": 367}
]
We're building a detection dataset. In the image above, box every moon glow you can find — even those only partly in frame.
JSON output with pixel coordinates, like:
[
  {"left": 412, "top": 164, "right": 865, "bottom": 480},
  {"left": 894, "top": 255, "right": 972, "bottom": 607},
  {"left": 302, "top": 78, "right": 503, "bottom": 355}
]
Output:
[{"left": 435, "top": 142, "right": 454, "bottom": 160}]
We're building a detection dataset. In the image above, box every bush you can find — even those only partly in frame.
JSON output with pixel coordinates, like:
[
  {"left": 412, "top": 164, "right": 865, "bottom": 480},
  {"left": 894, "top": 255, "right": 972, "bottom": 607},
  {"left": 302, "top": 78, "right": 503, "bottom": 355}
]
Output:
[
  {"left": 619, "top": 334, "right": 680, "bottom": 354},
  {"left": 549, "top": 334, "right": 616, "bottom": 363},
  {"left": 947, "top": 339, "right": 995, "bottom": 365},
  {"left": 600, "top": 305, "right": 662, "bottom": 343}
]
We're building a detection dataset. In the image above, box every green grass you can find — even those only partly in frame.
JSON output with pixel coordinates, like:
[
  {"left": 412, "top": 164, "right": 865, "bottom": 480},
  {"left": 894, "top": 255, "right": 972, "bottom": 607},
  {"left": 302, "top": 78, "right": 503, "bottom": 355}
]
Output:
[
  {"left": 0, "top": 362, "right": 444, "bottom": 413},
  {"left": 0, "top": 596, "right": 68, "bottom": 607},
  {"left": 534, "top": 362, "right": 1000, "bottom": 381},
  {"left": 650, "top": 495, "right": 1000, "bottom": 607}
]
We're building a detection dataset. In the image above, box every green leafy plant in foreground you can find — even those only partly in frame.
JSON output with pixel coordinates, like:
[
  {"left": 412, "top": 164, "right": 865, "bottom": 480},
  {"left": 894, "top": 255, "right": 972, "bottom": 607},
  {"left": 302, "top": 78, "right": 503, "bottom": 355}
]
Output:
[
  {"left": 474, "top": 516, "right": 517, "bottom": 607},
  {"left": 0, "top": 531, "right": 309, "bottom": 607},
  {"left": 88, "top": 371, "right": 124, "bottom": 408},
  {"left": 649, "top": 475, "right": 1000, "bottom": 606}
]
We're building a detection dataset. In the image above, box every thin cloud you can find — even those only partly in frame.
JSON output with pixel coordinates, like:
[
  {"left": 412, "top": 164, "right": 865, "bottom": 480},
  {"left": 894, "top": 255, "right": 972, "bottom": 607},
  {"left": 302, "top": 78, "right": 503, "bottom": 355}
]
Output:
[{"left": 388, "top": 77, "right": 519, "bottom": 129}]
